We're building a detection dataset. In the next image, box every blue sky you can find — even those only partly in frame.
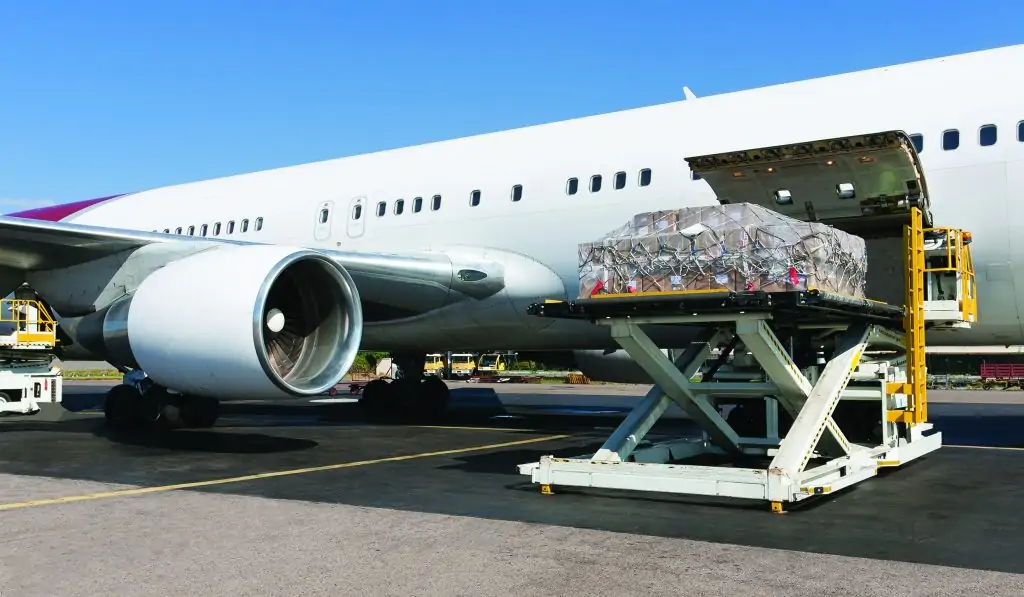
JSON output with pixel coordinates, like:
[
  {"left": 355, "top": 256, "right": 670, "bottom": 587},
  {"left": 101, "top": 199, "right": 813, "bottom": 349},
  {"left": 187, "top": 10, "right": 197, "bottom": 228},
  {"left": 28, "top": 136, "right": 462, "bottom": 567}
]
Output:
[{"left": 1, "top": 0, "right": 1021, "bottom": 211}]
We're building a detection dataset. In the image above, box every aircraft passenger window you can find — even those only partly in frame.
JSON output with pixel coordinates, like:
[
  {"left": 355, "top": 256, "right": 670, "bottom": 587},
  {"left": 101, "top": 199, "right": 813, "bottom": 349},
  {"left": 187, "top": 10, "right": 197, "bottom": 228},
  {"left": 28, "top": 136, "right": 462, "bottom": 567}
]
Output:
[
  {"left": 255, "top": 217, "right": 263, "bottom": 231},
  {"left": 614, "top": 171, "right": 626, "bottom": 190},
  {"left": 640, "top": 168, "right": 652, "bottom": 186},
  {"left": 511, "top": 185, "right": 522, "bottom": 202},
  {"left": 241, "top": 219, "right": 249, "bottom": 233},
  {"left": 376, "top": 201, "right": 386, "bottom": 217},
  {"left": 942, "top": 129, "right": 959, "bottom": 151},
  {"left": 352, "top": 204, "right": 362, "bottom": 220},
  {"left": 979, "top": 124, "right": 997, "bottom": 147},
  {"left": 431, "top": 194, "right": 442, "bottom": 210},
  {"left": 1018, "top": 121, "right": 1024, "bottom": 142},
  {"left": 394, "top": 199, "right": 405, "bottom": 215},
  {"left": 566, "top": 178, "right": 578, "bottom": 195},
  {"left": 909, "top": 134, "right": 924, "bottom": 153},
  {"left": 162, "top": 228, "right": 170, "bottom": 234},
  {"left": 187, "top": 226, "right": 195, "bottom": 235},
  {"left": 227, "top": 221, "right": 235, "bottom": 234},
  {"left": 319, "top": 208, "right": 329, "bottom": 223},
  {"left": 590, "top": 175, "right": 602, "bottom": 193},
  {"left": 200, "top": 224, "right": 208, "bottom": 236},
  {"left": 213, "top": 222, "right": 221, "bottom": 236},
  {"left": 413, "top": 197, "right": 423, "bottom": 212},
  {"left": 470, "top": 190, "right": 481, "bottom": 206},
  {"left": 175, "top": 227, "right": 182, "bottom": 234}
]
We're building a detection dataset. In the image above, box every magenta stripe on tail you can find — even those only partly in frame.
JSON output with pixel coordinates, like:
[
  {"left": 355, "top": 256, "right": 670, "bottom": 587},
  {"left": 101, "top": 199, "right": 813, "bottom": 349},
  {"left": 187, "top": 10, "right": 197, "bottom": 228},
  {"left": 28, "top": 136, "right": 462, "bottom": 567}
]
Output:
[{"left": 6, "top": 194, "right": 124, "bottom": 222}]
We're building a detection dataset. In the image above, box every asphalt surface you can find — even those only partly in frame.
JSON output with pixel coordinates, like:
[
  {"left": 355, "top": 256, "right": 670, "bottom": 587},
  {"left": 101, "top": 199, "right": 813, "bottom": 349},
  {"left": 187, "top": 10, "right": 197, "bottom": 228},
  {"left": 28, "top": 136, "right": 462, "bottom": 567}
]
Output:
[{"left": 0, "top": 383, "right": 1022, "bottom": 596}]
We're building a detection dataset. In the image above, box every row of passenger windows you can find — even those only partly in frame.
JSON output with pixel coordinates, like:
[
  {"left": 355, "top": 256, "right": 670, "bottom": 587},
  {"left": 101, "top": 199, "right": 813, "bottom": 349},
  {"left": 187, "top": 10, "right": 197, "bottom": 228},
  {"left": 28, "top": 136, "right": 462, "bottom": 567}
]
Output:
[
  {"left": 352, "top": 194, "right": 443, "bottom": 220},
  {"left": 154, "top": 217, "right": 264, "bottom": 237},
  {"left": 909, "top": 121, "right": 1024, "bottom": 152},
  {"left": 149, "top": 121, "right": 1024, "bottom": 233},
  {"left": 357, "top": 168, "right": 654, "bottom": 220}
]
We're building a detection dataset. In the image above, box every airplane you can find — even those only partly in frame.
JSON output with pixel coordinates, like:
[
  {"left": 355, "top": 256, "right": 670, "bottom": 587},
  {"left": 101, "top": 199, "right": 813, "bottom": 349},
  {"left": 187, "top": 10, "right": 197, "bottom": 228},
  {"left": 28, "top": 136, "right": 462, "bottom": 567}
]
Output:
[{"left": 2, "top": 43, "right": 1023, "bottom": 431}]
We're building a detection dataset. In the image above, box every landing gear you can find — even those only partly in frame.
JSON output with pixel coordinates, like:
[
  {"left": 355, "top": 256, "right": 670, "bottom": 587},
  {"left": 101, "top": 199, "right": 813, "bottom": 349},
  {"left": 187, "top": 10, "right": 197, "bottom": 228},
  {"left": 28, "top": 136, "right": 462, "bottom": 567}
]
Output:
[
  {"left": 103, "top": 380, "right": 220, "bottom": 432},
  {"left": 359, "top": 352, "right": 451, "bottom": 421}
]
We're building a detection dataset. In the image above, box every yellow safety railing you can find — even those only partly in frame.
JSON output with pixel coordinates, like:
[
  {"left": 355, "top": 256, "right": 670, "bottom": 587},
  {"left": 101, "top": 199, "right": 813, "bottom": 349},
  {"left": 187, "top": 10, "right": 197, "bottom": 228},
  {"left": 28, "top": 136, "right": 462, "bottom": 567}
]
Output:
[
  {"left": 1, "top": 298, "right": 58, "bottom": 347},
  {"left": 922, "top": 226, "right": 977, "bottom": 324},
  {"left": 902, "top": 208, "right": 927, "bottom": 425}
]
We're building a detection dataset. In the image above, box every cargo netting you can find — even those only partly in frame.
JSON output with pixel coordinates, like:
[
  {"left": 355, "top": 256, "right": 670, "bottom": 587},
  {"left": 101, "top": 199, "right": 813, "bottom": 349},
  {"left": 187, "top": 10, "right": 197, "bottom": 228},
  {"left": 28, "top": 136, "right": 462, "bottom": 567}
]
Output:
[{"left": 578, "top": 203, "right": 868, "bottom": 299}]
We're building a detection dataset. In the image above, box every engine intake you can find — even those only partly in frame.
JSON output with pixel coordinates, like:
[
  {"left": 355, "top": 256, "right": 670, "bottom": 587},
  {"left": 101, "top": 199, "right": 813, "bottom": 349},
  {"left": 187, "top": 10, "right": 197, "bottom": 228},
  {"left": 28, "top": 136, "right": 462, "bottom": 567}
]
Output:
[{"left": 75, "top": 245, "right": 363, "bottom": 399}]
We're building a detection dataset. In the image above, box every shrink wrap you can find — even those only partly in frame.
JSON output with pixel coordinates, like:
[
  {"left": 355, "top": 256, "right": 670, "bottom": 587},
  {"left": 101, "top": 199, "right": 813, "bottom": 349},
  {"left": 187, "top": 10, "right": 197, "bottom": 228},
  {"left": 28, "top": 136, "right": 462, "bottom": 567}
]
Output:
[{"left": 578, "top": 203, "right": 867, "bottom": 299}]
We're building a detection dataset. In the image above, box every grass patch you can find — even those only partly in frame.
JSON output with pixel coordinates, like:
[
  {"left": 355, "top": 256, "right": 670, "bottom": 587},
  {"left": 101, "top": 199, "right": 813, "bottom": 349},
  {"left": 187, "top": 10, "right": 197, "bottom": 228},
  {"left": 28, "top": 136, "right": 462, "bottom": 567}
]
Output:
[{"left": 62, "top": 369, "right": 122, "bottom": 380}]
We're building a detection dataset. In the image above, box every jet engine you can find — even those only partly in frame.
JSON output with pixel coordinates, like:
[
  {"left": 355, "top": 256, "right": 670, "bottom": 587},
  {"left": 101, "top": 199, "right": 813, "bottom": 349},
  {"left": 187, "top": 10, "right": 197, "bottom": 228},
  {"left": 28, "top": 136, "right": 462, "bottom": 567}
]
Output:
[{"left": 74, "top": 245, "right": 363, "bottom": 399}]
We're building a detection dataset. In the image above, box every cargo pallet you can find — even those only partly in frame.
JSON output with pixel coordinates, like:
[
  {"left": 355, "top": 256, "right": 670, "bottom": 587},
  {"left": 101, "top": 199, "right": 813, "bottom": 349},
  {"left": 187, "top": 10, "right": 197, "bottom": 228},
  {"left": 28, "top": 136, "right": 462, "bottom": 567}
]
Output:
[{"left": 517, "top": 130, "right": 978, "bottom": 512}]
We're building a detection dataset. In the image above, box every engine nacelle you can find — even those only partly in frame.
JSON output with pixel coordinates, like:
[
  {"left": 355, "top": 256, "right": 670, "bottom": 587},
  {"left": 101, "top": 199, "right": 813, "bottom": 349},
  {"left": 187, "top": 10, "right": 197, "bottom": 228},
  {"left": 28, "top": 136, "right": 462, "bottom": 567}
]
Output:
[{"left": 74, "top": 245, "right": 362, "bottom": 399}]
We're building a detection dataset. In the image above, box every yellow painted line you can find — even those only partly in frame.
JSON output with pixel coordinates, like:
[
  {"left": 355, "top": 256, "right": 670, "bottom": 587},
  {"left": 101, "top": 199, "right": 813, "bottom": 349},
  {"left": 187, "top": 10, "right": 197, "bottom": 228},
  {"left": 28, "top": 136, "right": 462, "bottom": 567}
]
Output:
[
  {"left": 410, "top": 425, "right": 545, "bottom": 433},
  {"left": 945, "top": 444, "right": 1024, "bottom": 452},
  {"left": 0, "top": 433, "right": 571, "bottom": 512}
]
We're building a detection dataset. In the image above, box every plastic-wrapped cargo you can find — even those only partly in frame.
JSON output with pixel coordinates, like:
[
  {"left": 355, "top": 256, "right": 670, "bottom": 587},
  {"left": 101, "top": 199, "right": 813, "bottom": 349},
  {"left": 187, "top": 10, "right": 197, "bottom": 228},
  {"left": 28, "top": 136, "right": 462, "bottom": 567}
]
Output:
[{"left": 578, "top": 203, "right": 868, "bottom": 299}]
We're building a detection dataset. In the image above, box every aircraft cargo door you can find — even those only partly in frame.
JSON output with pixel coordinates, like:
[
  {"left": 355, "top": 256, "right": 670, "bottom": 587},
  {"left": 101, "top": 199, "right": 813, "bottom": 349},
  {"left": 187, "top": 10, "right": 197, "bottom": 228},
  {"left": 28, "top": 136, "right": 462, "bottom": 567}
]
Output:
[
  {"left": 314, "top": 200, "right": 335, "bottom": 241},
  {"left": 346, "top": 196, "right": 366, "bottom": 238}
]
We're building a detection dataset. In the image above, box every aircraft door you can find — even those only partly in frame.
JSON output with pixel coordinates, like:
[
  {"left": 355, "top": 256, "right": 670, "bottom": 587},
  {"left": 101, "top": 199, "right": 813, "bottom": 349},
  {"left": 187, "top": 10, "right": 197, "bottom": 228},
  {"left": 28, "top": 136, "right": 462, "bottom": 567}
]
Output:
[
  {"left": 346, "top": 196, "right": 366, "bottom": 238},
  {"left": 314, "top": 200, "right": 335, "bottom": 241}
]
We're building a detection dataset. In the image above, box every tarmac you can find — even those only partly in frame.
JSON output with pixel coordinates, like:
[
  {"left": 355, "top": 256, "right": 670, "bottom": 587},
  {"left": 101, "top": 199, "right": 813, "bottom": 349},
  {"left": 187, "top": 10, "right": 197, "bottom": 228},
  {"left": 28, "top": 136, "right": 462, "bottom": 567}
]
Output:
[{"left": 0, "top": 381, "right": 1021, "bottom": 596}]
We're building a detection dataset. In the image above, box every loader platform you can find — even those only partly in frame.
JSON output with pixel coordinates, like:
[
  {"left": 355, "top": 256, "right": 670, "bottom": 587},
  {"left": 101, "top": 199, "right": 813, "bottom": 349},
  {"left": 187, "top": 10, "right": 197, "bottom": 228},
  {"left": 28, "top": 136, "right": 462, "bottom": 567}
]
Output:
[{"left": 530, "top": 289, "right": 905, "bottom": 328}]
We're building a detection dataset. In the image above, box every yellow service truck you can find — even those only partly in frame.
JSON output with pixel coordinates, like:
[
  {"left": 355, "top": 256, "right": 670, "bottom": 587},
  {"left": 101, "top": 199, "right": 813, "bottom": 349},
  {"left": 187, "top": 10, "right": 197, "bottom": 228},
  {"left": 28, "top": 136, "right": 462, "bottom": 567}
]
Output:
[
  {"left": 449, "top": 353, "right": 477, "bottom": 378},
  {"left": 476, "top": 352, "right": 517, "bottom": 374},
  {"left": 423, "top": 353, "right": 446, "bottom": 378}
]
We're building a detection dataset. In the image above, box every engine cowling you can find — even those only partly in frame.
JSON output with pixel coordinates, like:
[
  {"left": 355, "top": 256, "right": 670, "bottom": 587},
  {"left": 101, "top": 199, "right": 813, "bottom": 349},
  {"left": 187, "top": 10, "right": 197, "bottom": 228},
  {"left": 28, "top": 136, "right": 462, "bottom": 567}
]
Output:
[{"left": 74, "top": 245, "right": 363, "bottom": 399}]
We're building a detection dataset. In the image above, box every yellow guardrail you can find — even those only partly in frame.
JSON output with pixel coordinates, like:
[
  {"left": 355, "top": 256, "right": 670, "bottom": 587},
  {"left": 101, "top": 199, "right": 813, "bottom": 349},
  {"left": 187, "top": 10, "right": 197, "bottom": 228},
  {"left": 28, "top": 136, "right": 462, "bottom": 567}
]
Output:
[{"left": 0, "top": 298, "right": 57, "bottom": 347}]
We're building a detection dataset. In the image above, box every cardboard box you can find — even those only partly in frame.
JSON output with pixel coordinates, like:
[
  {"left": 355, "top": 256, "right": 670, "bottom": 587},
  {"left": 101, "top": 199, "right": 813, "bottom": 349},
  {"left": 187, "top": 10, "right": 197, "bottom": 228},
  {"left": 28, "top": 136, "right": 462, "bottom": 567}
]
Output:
[{"left": 578, "top": 203, "right": 867, "bottom": 299}]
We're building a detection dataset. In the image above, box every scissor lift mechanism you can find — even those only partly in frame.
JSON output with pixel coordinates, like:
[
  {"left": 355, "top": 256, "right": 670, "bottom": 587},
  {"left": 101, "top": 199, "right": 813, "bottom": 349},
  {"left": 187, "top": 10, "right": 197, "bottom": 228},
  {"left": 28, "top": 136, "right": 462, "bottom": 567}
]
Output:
[{"left": 517, "top": 130, "right": 977, "bottom": 511}]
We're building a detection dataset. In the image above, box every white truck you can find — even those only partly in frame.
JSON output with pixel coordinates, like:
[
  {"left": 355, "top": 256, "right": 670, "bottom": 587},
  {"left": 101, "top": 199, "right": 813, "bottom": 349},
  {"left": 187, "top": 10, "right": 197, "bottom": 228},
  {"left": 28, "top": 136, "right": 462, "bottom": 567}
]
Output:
[
  {"left": 0, "top": 290, "right": 64, "bottom": 416},
  {"left": 0, "top": 359, "right": 63, "bottom": 415}
]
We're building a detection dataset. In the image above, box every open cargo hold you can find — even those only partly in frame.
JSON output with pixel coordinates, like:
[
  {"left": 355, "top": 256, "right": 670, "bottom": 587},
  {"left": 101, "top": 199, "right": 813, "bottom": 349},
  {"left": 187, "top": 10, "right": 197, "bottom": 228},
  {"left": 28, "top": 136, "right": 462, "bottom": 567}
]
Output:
[{"left": 578, "top": 203, "right": 868, "bottom": 299}]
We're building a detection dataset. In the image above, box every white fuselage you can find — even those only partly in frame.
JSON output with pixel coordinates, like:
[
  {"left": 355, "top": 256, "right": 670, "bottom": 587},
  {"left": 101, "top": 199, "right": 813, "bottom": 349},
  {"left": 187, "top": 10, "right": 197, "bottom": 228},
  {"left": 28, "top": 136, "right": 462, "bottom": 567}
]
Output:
[{"left": 48, "top": 44, "right": 1024, "bottom": 350}]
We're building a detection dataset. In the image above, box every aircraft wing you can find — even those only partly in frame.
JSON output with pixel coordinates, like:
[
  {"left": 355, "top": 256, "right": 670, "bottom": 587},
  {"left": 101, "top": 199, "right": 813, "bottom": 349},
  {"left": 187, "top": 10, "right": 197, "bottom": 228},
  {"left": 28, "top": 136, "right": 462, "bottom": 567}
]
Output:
[
  {"left": 0, "top": 216, "right": 173, "bottom": 270},
  {"left": 0, "top": 215, "right": 512, "bottom": 321}
]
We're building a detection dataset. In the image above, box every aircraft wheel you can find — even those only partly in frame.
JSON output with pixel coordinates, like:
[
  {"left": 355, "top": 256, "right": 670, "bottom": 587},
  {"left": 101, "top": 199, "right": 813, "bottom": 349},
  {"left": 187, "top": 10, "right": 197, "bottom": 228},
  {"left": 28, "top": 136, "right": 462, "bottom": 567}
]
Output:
[
  {"left": 725, "top": 402, "right": 763, "bottom": 438},
  {"left": 418, "top": 375, "right": 450, "bottom": 419},
  {"left": 359, "top": 379, "right": 394, "bottom": 419},
  {"left": 180, "top": 395, "right": 220, "bottom": 428},
  {"left": 139, "top": 386, "right": 179, "bottom": 430},
  {"left": 104, "top": 384, "right": 142, "bottom": 430}
]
